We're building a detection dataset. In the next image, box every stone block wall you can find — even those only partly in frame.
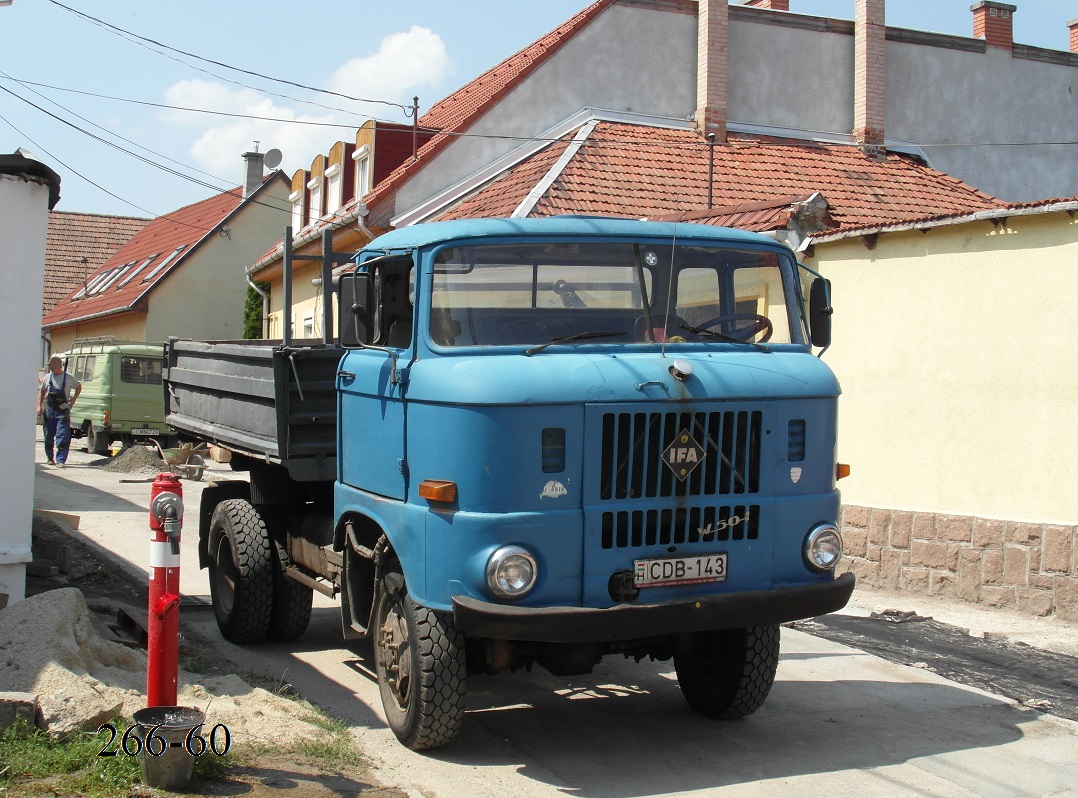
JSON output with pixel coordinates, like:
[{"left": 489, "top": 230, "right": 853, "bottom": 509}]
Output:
[{"left": 838, "top": 505, "right": 1078, "bottom": 622}]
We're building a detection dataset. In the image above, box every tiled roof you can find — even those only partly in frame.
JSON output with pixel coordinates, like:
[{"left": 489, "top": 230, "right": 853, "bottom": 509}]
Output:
[
  {"left": 42, "top": 187, "right": 248, "bottom": 328},
  {"left": 360, "top": 0, "right": 614, "bottom": 220},
  {"left": 43, "top": 211, "right": 148, "bottom": 316},
  {"left": 435, "top": 121, "right": 1004, "bottom": 231}
]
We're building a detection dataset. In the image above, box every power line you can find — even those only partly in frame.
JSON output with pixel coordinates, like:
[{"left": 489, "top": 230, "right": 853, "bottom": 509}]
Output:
[{"left": 46, "top": 0, "right": 414, "bottom": 117}]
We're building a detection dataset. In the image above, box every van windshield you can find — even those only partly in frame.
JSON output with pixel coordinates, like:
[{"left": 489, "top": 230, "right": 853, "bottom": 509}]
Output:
[{"left": 430, "top": 241, "right": 806, "bottom": 348}]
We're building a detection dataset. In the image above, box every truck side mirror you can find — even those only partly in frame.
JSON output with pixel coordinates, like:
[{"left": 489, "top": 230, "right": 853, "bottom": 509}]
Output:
[
  {"left": 338, "top": 273, "right": 373, "bottom": 348},
  {"left": 809, "top": 278, "right": 833, "bottom": 348}
]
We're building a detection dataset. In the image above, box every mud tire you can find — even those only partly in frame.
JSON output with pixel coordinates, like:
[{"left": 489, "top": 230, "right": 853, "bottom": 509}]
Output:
[
  {"left": 208, "top": 499, "right": 273, "bottom": 644},
  {"left": 267, "top": 539, "right": 313, "bottom": 641},
  {"left": 374, "top": 565, "right": 466, "bottom": 750},
  {"left": 675, "top": 625, "right": 780, "bottom": 719}
]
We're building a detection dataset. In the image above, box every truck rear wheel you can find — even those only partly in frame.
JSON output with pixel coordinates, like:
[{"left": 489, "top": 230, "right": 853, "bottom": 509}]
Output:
[
  {"left": 88, "top": 425, "right": 109, "bottom": 456},
  {"left": 674, "top": 625, "right": 779, "bottom": 719},
  {"left": 208, "top": 499, "right": 273, "bottom": 644},
  {"left": 268, "top": 540, "right": 313, "bottom": 641},
  {"left": 374, "top": 566, "right": 466, "bottom": 750}
]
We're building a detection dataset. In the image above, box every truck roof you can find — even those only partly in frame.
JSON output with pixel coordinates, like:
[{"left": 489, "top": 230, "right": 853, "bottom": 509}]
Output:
[{"left": 360, "top": 217, "right": 783, "bottom": 254}]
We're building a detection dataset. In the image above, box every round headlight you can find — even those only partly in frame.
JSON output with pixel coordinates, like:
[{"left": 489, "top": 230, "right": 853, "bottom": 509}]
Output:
[
  {"left": 486, "top": 546, "right": 539, "bottom": 599},
  {"left": 804, "top": 524, "right": 843, "bottom": 571}
]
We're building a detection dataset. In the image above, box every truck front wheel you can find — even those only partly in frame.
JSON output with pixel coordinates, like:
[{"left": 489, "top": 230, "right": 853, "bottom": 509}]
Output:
[
  {"left": 674, "top": 625, "right": 779, "bottom": 719},
  {"left": 374, "top": 565, "right": 466, "bottom": 750},
  {"left": 208, "top": 499, "right": 273, "bottom": 644}
]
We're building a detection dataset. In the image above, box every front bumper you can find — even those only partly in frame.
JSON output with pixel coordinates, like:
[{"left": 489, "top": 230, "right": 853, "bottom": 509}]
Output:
[{"left": 453, "top": 572, "right": 855, "bottom": 643}]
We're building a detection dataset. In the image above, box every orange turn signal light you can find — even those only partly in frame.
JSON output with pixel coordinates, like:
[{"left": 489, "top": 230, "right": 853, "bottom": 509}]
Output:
[
  {"left": 836, "top": 463, "right": 851, "bottom": 480},
  {"left": 419, "top": 479, "right": 457, "bottom": 503}
]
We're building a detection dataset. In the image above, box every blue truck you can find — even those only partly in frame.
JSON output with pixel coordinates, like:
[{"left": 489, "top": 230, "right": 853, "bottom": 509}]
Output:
[{"left": 164, "top": 217, "right": 854, "bottom": 750}]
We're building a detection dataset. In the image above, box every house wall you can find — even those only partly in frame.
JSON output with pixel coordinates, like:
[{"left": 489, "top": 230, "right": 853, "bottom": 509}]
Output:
[
  {"left": 49, "top": 313, "right": 146, "bottom": 354},
  {"left": 0, "top": 173, "right": 52, "bottom": 605},
  {"left": 146, "top": 180, "right": 290, "bottom": 343},
  {"left": 810, "top": 211, "right": 1078, "bottom": 618}
]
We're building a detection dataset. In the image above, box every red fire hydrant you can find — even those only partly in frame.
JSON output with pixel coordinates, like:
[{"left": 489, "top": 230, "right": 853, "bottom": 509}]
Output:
[{"left": 147, "top": 473, "right": 184, "bottom": 707}]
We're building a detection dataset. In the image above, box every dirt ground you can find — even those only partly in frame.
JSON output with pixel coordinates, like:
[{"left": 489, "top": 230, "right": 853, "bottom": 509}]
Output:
[{"left": 22, "top": 516, "right": 406, "bottom": 798}]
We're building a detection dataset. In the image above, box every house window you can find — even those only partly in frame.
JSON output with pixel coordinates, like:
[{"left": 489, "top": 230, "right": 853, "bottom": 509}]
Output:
[
  {"left": 307, "top": 176, "right": 322, "bottom": 222},
  {"left": 142, "top": 245, "right": 186, "bottom": 282},
  {"left": 353, "top": 145, "right": 370, "bottom": 199},
  {"left": 289, "top": 189, "right": 304, "bottom": 231},
  {"left": 325, "top": 164, "right": 342, "bottom": 214},
  {"left": 302, "top": 311, "right": 315, "bottom": 338},
  {"left": 117, "top": 254, "right": 158, "bottom": 289}
]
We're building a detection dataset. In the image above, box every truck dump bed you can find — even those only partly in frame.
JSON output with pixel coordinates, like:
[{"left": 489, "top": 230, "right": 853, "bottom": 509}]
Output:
[{"left": 164, "top": 338, "right": 342, "bottom": 481}]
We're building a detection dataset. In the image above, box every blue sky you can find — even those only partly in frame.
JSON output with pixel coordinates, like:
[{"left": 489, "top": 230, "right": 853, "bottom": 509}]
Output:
[{"left": 2, "top": 0, "right": 1074, "bottom": 218}]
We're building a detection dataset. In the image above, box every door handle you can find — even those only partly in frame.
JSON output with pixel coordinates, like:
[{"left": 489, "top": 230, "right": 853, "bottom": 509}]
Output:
[{"left": 336, "top": 370, "right": 356, "bottom": 380}]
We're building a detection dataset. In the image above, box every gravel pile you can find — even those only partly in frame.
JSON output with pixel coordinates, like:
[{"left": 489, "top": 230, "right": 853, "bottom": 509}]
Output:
[{"left": 101, "top": 444, "right": 170, "bottom": 476}]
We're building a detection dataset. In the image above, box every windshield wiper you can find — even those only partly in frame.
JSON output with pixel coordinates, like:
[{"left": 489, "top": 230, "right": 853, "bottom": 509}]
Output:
[
  {"left": 524, "top": 330, "right": 626, "bottom": 357},
  {"left": 679, "top": 324, "right": 771, "bottom": 353}
]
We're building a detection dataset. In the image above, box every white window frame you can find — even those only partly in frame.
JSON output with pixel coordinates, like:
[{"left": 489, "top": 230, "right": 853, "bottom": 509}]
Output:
[
  {"left": 352, "top": 145, "right": 370, "bottom": 199},
  {"left": 325, "top": 163, "right": 342, "bottom": 214},
  {"left": 289, "top": 188, "right": 304, "bottom": 231},
  {"left": 307, "top": 176, "right": 322, "bottom": 222}
]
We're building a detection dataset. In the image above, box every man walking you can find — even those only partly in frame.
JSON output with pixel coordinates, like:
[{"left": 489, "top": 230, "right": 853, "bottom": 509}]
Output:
[{"left": 37, "top": 355, "right": 81, "bottom": 466}]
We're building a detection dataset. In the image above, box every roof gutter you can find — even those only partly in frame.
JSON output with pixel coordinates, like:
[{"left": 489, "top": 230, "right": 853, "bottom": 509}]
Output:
[
  {"left": 249, "top": 202, "right": 369, "bottom": 276},
  {"left": 804, "top": 199, "right": 1078, "bottom": 246}
]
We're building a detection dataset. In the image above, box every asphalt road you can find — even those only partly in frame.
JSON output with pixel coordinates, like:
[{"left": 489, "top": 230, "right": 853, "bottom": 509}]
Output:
[{"left": 30, "top": 442, "right": 1078, "bottom": 798}]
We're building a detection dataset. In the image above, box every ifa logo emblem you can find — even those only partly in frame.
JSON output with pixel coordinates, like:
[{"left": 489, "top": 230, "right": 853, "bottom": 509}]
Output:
[{"left": 662, "top": 432, "right": 706, "bottom": 481}]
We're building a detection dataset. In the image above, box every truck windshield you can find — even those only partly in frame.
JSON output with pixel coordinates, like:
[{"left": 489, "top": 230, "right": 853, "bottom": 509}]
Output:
[{"left": 430, "top": 241, "right": 806, "bottom": 348}]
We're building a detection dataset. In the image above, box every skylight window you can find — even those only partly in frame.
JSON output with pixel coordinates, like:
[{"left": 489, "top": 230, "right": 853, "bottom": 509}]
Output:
[
  {"left": 96, "top": 261, "right": 136, "bottom": 293},
  {"left": 142, "top": 246, "right": 186, "bottom": 282},
  {"left": 117, "top": 254, "right": 159, "bottom": 288},
  {"left": 73, "top": 272, "right": 110, "bottom": 300}
]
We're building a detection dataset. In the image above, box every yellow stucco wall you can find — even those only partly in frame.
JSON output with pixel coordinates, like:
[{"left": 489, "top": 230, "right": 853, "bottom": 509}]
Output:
[
  {"left": 810, "top": 211, "right": 1078, "bottom": 524},
  {"left": 50, "top": 313, "right": 146, "bottom": 354}
]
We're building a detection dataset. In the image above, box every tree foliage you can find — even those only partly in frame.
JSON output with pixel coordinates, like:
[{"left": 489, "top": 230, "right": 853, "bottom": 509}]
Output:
[{"left": 244, "top": 282, "right": 270, "bottom": 339}]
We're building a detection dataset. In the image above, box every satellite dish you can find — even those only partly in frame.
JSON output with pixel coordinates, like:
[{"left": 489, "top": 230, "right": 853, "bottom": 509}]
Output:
[{"left": 263, "top": 148, "right": 283, "bottom": 170}]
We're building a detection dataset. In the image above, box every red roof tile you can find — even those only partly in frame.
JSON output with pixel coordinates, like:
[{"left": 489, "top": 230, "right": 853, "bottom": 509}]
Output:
[
  {"left": 43, "top": 211, "right": 148, "bottom": 316},
  {"left": 42, "top": 188, "right": 248, "bottom": 328},
  {"left": 436, "top": 122, "right": 1003, "bottom": 231}
]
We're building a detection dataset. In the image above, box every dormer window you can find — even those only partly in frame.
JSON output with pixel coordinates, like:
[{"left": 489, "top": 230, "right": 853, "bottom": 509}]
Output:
[
  {"left": 325, "top": 164, "right": 342, "bottom": 214},
  {"left": 353, "top": 145, "right": 370, "bottom": 200},
  {"left": 289, "top": 189, "right": 304, "bottom": 231},
  {"left": 307, "top": 176, "right": 322, "bottom": 222}
]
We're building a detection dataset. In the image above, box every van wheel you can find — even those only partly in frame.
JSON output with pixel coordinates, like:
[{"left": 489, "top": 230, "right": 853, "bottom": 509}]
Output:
[
  {"left": 268, "top": 539, "right": 313, "bottom": 641},
  {"left": 208, "top": 499, "right": 273, "bottom": 644},
  {"left": 88, "top": 425, "right": 109, "bottom": 456},
  {"left": 374, "top": 565, "right": 466, "bottom": 750},
  {"left": 674, "top": 625, "right": 779, "bottom": 719}
]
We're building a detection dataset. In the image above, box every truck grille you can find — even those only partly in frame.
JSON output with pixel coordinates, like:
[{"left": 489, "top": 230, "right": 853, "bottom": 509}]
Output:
[
  {"left": 599, "top": 410, "right": 762, "bottom": 500},
  {"left": 601, "top": 504, "right": 760, "bottom": 549}
]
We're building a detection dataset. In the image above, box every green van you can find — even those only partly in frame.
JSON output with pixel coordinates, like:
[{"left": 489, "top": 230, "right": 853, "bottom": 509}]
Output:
[{"left": 63, "top": 340, "right": 176, "bottom": 454}]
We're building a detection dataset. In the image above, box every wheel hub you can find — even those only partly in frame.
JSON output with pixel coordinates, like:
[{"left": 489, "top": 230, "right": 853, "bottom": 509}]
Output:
[{"left": 379, "top": 601, "right": 412, "bottom": 707}]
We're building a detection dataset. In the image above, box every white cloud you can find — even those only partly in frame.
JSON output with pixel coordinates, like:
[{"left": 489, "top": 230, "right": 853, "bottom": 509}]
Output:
[
  {"left": 328, "top": 26, "right": 452, "bottom": 108},
  {"left": 160, "top": 27, "right": 451, "bottom": 186}
]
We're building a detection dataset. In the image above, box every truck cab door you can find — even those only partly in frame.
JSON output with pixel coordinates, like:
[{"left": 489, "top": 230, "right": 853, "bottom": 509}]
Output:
[{"left": 337, "top": 258, "right": 414, "bottom": 500}]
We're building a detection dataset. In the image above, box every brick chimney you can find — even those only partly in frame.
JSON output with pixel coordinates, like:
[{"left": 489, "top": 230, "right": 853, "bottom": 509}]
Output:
[
  {"left": 741, "top": 0, "right": 790, "bottom": 9},
  {"left": 696, "top": 0, "right": 728, "bottom": 142},
  {"left": 242, "top": 149, "right": 265, "bottom": 198},
  {"left": 971, "top": 2, "right": 1016, "bottom": 50},
  {"left": 854, "top": 0, "right": 885, "bottom": 148},
  {"left": 1068, "top": 18, "right": 1078, "bottom": 53}
]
